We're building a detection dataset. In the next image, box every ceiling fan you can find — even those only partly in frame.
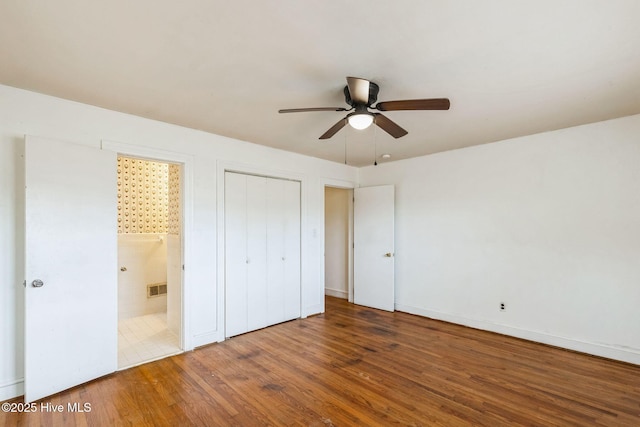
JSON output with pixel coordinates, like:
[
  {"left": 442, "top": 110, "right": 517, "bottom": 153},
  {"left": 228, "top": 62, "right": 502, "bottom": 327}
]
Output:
[{"left": 279, "top": 77, "right": 450, "bottom": 139}]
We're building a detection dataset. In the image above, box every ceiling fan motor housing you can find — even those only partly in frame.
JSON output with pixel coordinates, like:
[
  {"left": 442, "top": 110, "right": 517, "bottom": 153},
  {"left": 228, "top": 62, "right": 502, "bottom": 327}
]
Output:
[{"left": 344, "top": 82, "right": 379, "bottom": 107}]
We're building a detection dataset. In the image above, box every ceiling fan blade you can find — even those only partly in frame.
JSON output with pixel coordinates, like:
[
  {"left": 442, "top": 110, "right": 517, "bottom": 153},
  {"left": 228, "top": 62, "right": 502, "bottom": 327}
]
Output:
[
  {"left": 319, "top": 118, "right": 347, "bottom": 139},
  {"left": 375, "top": 98, "right": 450, "bottom": 111},
  {"left": 279, "top": 107, "right": 348, "bottom": 113},
  {"left": 346, "top": 77, "right": 370, "bottom": 105},
  {"left": 374, "top": 113, "right": 408, "bottom": 138}
]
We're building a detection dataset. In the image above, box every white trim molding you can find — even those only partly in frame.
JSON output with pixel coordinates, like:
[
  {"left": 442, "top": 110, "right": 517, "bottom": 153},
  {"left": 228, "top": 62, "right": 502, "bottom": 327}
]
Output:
[{"left": 101, "top": 139, "right": 195, "bottom": 351}]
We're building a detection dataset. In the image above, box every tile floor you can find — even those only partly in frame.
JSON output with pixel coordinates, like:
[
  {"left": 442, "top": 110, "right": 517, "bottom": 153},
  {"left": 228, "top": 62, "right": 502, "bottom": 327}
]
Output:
[{"left": 118, "top": 313, "right": 181, "bottom": 369}]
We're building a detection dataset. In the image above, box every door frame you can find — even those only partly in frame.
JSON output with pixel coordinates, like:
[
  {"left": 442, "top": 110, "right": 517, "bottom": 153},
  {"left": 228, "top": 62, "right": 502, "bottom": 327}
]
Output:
[
  {"left": 217, "top": 161, "right": 305, "bottom": 341},
  {"left": 321, "top": 178, "right": 356, "bottom": 310},
  {"left": 102, "top": 140, "right": 194, "bottom": 351}
]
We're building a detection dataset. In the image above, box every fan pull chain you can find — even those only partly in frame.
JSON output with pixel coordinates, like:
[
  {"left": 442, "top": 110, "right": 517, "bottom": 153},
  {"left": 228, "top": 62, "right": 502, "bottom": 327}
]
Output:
[
  {"left": 344, "top": 130, "right": 348, "bottom": 165},
  {"left": 373, "top": 120, "right": 378, "bottom": 166}
]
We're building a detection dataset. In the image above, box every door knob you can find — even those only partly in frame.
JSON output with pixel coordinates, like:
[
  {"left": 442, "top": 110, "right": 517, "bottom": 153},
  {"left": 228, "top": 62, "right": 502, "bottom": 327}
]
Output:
[
  {"left": 31, "top": 279, "right": 44, "bottom": 288},
  {"left": 384, "top": 253, "right": 393, "bottom": 257}
]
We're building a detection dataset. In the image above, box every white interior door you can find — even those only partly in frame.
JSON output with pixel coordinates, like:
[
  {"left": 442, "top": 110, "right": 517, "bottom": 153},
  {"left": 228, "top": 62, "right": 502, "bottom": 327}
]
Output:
[
  {"left": 224, "top": 172, "right": 248, "bottom": 337},
  {"left": 282, "top": 179, "right": 301, "bottom": 320},
  {"left": 266, "top": 178, "right": 286, "bottom": 325},
  {"left": 225, "top": 172, "right": 301, "bottom": 338},
  {"left": 354, "top": 185, "right": 395, "bottom": 311},
  {"left": 246, "top": 175, "right": 268, "bottom": 331},
  {"left": 24, "top": 136, "right": 117, "bottom": 403}
]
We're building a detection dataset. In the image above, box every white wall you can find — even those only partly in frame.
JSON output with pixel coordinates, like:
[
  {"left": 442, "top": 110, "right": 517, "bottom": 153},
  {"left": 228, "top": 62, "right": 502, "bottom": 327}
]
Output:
[
  {"left": 117, "top": 234, "right": 168, "bottom": 319},
  {"left": 359, "top": 114, "right": 640, "bottom": 364},
  {"left": 324, "top": 187, "right": 350, "bottom": 299},
  {"left": 0, "top": 84, "right": 357, "bottom": 401}
]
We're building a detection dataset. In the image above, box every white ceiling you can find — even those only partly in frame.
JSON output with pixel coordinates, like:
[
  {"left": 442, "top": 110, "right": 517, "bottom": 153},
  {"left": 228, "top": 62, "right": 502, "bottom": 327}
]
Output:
[{"left": 1, "top": 1, "right": 639, "bottom": 166}]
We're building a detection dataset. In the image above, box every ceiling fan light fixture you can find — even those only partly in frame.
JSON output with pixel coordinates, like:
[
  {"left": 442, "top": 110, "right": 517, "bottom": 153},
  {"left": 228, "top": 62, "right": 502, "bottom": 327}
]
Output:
[{"left": 347, "top": 113, "right": 374, "bottom": 130}]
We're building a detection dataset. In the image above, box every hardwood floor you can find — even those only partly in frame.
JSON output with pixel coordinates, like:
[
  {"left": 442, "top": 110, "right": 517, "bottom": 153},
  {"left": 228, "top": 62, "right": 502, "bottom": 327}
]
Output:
[{"left": 3, "top": 296, "right": 639, "bottom": 426}]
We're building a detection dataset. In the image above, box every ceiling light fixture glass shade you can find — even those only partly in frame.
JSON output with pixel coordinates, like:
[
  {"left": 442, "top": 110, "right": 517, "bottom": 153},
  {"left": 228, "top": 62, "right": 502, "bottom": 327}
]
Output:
[{"left": 348, "top": 113, "right": 374, "bottom": 130}]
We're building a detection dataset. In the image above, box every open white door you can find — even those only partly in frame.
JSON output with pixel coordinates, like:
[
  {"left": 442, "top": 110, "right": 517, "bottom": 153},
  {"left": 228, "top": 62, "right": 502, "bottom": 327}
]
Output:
[
  {"left": 24, "top": 136, "right": 117, "bottom": 403},
  {"left": 353, "top": 185, "right": 395, "bottom": 311}
]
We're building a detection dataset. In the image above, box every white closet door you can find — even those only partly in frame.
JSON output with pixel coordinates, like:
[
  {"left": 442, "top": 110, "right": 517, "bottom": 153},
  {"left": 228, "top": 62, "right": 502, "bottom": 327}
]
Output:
[
  {"left": 283, "top": 179, "right": 301, "bottom": 320},
  {"left": 266, "top": 178, "right": 286, "bottom": 325},
  {"left": 246, "top": 175, "right": 268, "bottom": 331},
  {"left": 225, "top": 173, "right": 301, "bottom": 338},
  {"left": 224, "top": 173, "right": 248, "bottom": 337}
]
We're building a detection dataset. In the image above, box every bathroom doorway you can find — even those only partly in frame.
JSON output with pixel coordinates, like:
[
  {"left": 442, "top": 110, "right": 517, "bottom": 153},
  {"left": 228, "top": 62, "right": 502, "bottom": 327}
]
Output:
[
  {"left": 116, "top": 156, "right": 183, "bottom": 369},
  {"left": 324, "top": 186, "right": 353, "bottom": 302}
]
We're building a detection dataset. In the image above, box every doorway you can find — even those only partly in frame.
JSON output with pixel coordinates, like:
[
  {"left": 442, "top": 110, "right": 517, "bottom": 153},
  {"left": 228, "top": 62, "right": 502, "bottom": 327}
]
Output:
[
  {"left": 116, "top": 156, "right": 183, "bottom": 368},
  {"left": 324, "top": 186, "right": 353, "bottom": 302}
]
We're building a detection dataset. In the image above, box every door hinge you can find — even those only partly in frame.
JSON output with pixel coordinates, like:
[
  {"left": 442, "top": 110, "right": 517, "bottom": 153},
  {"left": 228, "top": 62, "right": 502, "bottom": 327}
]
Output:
[{"left": 182, "top": 264, "right": 185, "bottom": 271}]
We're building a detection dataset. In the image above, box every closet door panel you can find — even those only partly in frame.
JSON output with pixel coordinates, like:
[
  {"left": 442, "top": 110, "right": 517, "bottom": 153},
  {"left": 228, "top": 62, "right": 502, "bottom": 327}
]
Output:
[
  {"left": 283, "top": 180, "right": 301, "bottom": 320},
  {"left": 224, "top": 173, "right": 248, "bottom": 337},
  {"left": 266, "top": 178, "right": 286, "bottom": 324},
  {"left": 246, "top": 175, "right": 268, "bottom": 331},
  {"left": 225, "top": 173, "right": 301, "bottom": 338}
]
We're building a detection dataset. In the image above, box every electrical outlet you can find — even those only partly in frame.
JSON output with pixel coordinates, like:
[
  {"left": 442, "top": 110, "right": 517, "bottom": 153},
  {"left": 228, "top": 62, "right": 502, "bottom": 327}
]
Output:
[{"left": 500, "top": 302, "right": 506, "bottom": 311}]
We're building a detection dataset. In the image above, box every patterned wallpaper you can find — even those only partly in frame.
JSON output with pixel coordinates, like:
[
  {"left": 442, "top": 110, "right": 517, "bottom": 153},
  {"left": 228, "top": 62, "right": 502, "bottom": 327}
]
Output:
[
  {"left": 168, "top": 163, "right": 181, "bottom": 235},
  {"left": 117, "top": 157, "right": 180, "bottom": 234}
]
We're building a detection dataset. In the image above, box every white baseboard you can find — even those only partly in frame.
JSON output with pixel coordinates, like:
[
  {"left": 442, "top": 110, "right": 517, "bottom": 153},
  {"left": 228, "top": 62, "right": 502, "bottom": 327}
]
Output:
[
  {"left": 0, "top": 378, "right": 23, "bottom": 402},
  {"left": 395, "top": 303, "right": 640, "bottom": 366},
  {"left": 324, "top": 288, "right": 348, "bottom": 299}
]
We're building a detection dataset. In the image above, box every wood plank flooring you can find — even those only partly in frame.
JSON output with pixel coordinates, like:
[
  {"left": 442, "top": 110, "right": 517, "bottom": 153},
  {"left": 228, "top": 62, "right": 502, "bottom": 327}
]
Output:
[{"left": 3, "top": 296, "right": 639, "bottom": 426}]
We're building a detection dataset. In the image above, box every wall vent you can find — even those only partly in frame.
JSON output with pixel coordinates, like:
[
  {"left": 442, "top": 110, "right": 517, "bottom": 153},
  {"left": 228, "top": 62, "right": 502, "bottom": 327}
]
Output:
[{"left": 147, "top": 282, "right": 167, "bottom": 298}]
